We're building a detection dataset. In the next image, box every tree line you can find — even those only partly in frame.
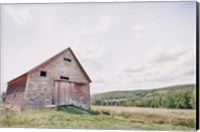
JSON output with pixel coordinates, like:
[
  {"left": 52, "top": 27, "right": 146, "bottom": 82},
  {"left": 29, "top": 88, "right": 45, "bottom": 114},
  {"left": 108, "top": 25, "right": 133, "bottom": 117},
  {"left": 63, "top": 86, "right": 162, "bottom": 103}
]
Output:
[{"left": 91, "top": 90, "right": 196, "bottom": 109}]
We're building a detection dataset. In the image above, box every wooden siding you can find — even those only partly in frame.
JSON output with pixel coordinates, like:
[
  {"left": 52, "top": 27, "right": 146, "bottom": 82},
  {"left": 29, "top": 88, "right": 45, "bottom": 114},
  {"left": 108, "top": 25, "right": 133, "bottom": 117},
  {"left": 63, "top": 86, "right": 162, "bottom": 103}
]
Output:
[
  {"left": 54, "top": 81, "right": 90, "bottom": 109},
  {"left": 4, "top": 78, "right": 27, "bottom": 110},
  {"left": 23, "top": 48, "right": 90, "bottom": 109}
]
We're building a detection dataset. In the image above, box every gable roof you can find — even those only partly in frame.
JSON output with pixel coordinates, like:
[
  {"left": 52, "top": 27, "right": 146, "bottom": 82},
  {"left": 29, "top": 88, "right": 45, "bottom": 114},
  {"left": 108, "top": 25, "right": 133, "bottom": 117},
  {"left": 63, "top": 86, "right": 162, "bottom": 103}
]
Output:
[{"left": 8, "top": 47, "right": 92, "bottom": 85}]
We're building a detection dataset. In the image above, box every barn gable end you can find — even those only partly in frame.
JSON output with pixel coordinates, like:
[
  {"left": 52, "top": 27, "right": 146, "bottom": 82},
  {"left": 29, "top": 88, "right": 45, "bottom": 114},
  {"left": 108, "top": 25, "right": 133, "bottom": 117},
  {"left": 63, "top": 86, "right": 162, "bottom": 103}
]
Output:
[{"left": 23, "top": 48, "right": 91, "bottom": 109}]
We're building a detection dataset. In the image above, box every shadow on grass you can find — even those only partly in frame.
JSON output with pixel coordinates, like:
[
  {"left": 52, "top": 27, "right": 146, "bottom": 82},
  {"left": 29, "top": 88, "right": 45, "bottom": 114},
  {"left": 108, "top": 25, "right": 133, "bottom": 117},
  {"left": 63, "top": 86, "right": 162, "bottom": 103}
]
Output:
[{"left": 57, "top": 105, "right": 105, "bottom": 115}]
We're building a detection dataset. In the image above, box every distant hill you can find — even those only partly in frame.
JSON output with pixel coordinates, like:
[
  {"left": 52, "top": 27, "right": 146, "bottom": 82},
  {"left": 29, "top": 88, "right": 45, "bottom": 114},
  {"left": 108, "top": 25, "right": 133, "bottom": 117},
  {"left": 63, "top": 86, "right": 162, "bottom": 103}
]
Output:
[
  {"left": 91, "top": 84, "right": 195, "bottom": 100},
  {"left": 91, "top": 84, "right": 196, "bottom": 109}
]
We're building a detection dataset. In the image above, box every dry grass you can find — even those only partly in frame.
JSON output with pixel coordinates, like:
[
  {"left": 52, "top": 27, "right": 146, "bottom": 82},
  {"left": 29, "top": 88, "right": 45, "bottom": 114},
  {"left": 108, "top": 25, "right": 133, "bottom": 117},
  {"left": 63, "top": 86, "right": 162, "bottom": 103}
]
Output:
[
  {"left": 91, "top": 106, "right": 196, "bottom": 129},
  {"left": 91, "top": 106, "right": 195, "bottom": 119}
]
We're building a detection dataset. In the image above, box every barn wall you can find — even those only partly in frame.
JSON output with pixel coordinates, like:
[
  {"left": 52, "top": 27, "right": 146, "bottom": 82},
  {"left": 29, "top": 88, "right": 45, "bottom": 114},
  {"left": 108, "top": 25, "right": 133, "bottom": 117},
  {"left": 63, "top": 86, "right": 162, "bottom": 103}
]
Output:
[
  {"left": 4, "top": 78, "right": 27, "bottom": 110},
  {"left": 23, "top": 49, "right": 90, "bottom": 108},
  {"left": 70, "top": 83, "right": 90, "bottom": 109}
]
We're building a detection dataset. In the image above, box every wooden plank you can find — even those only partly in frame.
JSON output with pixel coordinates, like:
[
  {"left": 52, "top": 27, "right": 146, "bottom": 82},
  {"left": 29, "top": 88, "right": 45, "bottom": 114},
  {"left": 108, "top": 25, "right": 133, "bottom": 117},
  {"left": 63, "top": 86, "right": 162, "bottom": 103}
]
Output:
[
  {"left": 60, "top": 82, "right": 65, "bottom": 105},
  {"left": 58, "top": 82, "right": 61, "bottom": 105},
  {"left": 65, "top": 83, "right": 69, "bottom": 104},
  {"left": 69, "top": 83, "right": 73, "bottom": 104},
  {"left": 64, "top": 84, "right": 67, "bottom": 104}
]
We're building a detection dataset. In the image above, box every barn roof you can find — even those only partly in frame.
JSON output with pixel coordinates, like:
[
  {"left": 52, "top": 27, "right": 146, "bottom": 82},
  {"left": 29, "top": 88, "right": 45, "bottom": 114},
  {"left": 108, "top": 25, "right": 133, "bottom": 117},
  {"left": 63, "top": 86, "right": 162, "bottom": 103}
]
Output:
[{"left": 8, "top": 47, "right": 92, "bottom": 85}]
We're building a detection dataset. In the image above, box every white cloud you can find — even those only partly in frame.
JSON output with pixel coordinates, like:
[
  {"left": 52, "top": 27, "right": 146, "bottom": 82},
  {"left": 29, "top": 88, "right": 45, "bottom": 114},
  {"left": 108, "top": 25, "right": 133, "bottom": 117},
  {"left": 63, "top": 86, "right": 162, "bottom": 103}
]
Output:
[
  {"left": 76, "top": 42, "right": 106, "bottom": 70},
  {"left": 145, "top": 45, "right": 194, "bottom": 65},
  {"left": 131, "top": 24, "right": 146, "bottom": 31},
  {"left": 124, "top": 58, "right": 144, "bottom": 73},
  {"left": 144, "top": 46, "right": 177, "bottom": 64},
  {"left": 108, "top": 45, "right": 196, "bottom": 86},
  {"left": 131, "top": 20, "right": 156, "bottom": 31},
  {"left": 45, "top": 18, "right": 55, "bottom": 29},
  {"left": 81, "top": 27, "right": 90, "bottom": 35},
  {"left": 94, "top": 15, "right": 112, "bottom": 33},
  {"left": 146, "top": 19, "right": 156, "bottom": 28},
  {"left": 65, "top": 31, "right": 81, "bottom": 46},
  {"left": 4, "top": 6, "right": 32, "bottom": 25},
  {"left": 81, "top": 15, "right": 112, "bottom": 35},
  {"left": 133, "top": 32, "right": 144, "bottom": 40},
  {"left": 92, "top": 44, "right": 195, "bottom": 90},
  {"left": 131, "top": 20, "right": 156, "bottom": 41},
  {"left": 142, "top": 45, "right": 195, "bottom": 82}
]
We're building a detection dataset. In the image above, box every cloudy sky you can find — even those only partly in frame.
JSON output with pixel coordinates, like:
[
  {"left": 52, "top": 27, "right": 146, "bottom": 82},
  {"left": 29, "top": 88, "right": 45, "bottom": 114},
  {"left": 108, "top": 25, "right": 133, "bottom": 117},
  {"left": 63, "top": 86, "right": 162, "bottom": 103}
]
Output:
[{"left": 1, "top": 2, "right": 196, "bottom": 94}]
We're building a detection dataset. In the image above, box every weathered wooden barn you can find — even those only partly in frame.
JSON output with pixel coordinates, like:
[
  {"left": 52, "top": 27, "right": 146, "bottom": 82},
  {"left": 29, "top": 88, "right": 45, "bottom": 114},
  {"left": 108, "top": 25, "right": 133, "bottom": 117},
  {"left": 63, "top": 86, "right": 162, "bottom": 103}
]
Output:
[{"left": 4, "top": 47, "right": 91, "bottom": 110}]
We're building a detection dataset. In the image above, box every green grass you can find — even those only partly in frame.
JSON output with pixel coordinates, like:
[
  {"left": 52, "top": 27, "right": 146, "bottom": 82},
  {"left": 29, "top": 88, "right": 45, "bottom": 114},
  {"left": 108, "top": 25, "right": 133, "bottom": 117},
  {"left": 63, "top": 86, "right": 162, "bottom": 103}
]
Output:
[{"left": 0, "top": 105, "right": 196, "bottom": 130}]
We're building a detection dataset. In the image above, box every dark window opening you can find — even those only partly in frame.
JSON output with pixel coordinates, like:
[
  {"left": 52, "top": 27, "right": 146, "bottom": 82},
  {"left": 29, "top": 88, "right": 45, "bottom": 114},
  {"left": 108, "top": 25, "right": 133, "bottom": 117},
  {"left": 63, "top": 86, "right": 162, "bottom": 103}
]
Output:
[
  {"left": 40, "top": 71, "right": 47, "bottom": 77},
  {"left": 60, "top": 76, "right": 69, "bottom": 80},
  {"left": 63, "top": 57, "right": 72, "bottom": 62},
  {"left": 14, "top": 94, "right": 16, "bottom": 98}
]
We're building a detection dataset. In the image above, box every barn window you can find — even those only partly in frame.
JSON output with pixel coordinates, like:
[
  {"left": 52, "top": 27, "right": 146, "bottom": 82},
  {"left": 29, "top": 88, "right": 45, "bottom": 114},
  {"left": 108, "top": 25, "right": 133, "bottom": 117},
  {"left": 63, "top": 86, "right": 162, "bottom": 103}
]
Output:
[
  {"left": 63, "top": 57, "right": 72, "bottom": 62},
  {"left": 40, "top": 71, "right": 47, "bottom": 77},
  {"left": 60, "top": 76, "right": 69, "bottom": 80}
]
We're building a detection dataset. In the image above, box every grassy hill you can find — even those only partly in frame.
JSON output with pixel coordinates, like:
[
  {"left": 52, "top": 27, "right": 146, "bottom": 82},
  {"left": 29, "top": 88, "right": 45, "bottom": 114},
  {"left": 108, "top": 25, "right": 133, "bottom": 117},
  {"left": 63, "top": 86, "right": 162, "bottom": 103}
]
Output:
[{"left": 91, "top": 84, "right": 196, "bottom": 109}]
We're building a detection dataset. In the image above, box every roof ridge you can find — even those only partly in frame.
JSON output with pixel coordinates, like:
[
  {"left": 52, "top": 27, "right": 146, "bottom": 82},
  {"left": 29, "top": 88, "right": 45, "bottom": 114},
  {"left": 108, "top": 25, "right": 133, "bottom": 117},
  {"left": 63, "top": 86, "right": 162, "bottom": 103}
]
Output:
[{"left": 8, "top": 47, "right": 91, "bottom": 84}]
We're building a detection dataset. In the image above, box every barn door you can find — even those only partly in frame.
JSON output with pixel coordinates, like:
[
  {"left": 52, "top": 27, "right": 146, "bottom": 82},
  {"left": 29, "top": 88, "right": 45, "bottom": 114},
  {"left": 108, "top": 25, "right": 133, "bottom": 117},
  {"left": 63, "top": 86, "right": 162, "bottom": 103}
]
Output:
[{"left": 54, "top": 81, "right": 72, "bottom": 105}]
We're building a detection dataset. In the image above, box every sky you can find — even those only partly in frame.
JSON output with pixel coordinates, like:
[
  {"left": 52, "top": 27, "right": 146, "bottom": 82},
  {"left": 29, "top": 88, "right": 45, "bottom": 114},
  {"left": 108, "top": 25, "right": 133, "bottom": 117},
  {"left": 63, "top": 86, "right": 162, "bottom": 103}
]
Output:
[{"left": 0, "top": 2, "right": 197, "bottom": 94}]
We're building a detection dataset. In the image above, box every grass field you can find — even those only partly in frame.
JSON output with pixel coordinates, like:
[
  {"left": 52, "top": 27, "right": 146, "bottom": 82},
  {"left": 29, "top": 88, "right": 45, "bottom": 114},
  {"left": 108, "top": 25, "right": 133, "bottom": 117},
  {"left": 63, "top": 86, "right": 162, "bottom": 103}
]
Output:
[
  {"left": 92, "top": 106, "right": 196, "bottom": 130},
  {"left": 0, "top": 105, "right": 196, "bottom": 130}
]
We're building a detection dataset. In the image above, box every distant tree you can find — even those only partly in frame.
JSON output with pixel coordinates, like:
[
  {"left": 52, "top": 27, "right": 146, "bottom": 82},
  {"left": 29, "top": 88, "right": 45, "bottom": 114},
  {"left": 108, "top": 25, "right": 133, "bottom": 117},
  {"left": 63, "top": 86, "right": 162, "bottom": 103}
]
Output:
[
  {"left": 184, "top": 92, "right": 191, "bottom": 108},
  {"left": 91, "top": 86, "right": 196, "bottom": 109},
  {"left": 189, "top": 90, "right": 196, "bottom": 109},
  {"left": 166, "top": 92, "right": 176, "bottom": 108}
]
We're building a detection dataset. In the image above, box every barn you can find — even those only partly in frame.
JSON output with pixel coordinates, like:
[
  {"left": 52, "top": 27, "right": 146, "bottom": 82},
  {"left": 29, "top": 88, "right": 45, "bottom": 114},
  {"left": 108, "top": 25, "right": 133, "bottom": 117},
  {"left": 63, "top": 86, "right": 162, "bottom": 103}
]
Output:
[{"left": 4, "top": 47, "right": 91, "bottom": 110}]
